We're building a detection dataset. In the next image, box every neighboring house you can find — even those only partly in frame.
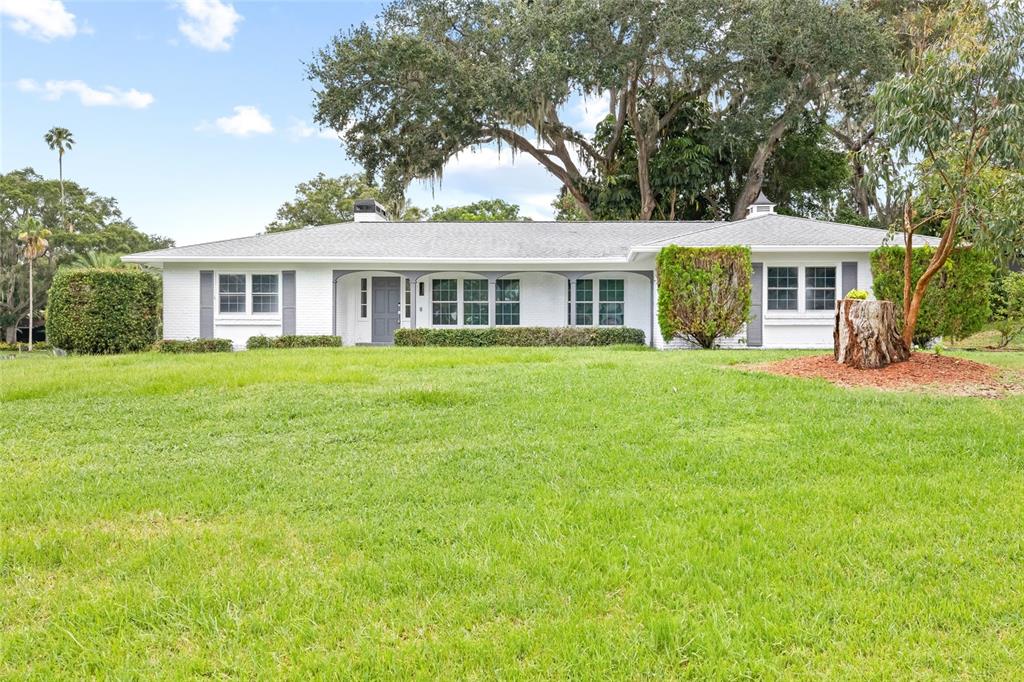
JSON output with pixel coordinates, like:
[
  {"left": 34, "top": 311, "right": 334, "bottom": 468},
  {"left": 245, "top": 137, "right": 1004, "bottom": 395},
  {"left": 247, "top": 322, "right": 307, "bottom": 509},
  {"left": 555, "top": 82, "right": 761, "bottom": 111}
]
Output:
[{"left": 124, "top": 195, "right": 940, "bottom": 349}]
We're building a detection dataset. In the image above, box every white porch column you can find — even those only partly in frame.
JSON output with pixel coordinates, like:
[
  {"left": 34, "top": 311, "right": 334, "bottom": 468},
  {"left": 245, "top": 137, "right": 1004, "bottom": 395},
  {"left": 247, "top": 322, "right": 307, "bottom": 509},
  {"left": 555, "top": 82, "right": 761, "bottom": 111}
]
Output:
[{"left": 487, "top": 275, "right": 498, "bottom": 327}]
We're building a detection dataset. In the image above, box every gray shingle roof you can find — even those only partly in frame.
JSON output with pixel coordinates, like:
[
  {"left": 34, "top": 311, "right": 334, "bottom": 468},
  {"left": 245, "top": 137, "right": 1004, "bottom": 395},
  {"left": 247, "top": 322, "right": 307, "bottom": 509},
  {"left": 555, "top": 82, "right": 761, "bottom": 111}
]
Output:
[
  {"left": 125, "top": 214, "right": 940, "bottom": 263},
  {"left": 639, "top": 214, "right": 941, "bottom": 250}
]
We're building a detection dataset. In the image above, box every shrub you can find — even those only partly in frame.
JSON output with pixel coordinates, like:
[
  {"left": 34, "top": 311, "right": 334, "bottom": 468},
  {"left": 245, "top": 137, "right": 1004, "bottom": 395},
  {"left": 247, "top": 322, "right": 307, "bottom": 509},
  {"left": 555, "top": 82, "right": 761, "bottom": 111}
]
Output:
[
  {"left": 155, "top": 338, "right": 233, "bottom": 353},
  {"left": 246, "top": 335, "right": 342, "bottom": 349},
  {"left": 871, "top": 246, "right": 992, "bottom": 345},
  {"left": 845, "top": 289, "right": 869, "bottom": 300},
  {"left": 656, "top": 246, "right": 752, "bottom": 349},
  {"left": 47, "top": 268, "right": 160, "bottom": 354},
  {"left": 991, "top": 271, "right": 1024, "bottom": 348},
  {"left": 393, "top": 326, "right": 645, "bottom": 347}
]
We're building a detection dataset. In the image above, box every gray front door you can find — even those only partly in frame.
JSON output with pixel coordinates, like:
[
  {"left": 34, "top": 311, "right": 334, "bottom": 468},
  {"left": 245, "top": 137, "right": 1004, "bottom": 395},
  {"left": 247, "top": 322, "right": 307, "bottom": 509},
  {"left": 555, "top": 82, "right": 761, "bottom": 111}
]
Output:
[{"left": 371, "top": 277, "right": 401, "bottom": 343}]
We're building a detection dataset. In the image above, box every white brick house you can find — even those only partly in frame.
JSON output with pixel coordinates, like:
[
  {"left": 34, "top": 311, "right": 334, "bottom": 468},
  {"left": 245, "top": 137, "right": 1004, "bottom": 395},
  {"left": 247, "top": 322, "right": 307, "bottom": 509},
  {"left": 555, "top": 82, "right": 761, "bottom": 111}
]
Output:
[{"left": 125, "top": 198, "right": 939, "bottom": 349}]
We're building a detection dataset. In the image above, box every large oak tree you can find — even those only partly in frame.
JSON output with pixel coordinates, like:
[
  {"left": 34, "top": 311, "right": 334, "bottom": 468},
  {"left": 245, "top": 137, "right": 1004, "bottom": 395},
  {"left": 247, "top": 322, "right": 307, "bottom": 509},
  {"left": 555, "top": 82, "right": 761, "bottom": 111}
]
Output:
[{"left": 309, "top": 0, "right": 886, "bottom": 221}]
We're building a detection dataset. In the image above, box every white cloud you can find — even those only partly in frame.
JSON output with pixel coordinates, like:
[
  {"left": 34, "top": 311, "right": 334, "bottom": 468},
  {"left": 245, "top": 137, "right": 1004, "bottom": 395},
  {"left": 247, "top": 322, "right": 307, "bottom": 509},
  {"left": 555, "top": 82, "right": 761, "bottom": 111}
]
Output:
[
  {"left": 0, "top": 0, "right": 77, "bottom": 41},
  {"left": 177, "top": 0, "right": 241, "bottom": 51},
  {"left": 444, "top": 146, "right": 525, "bottom": 174},
  {"left": 287, "top": 118, "right": 341, "bottom": 141},
  {"left": 572, "top": 92, "right": 612, "bottom": 136},
  {"left": 17, "top": 78, "right": 155, "bottom": 109},
  {"left": 198, "top": 105, "right": 273, "bottom": 136}
]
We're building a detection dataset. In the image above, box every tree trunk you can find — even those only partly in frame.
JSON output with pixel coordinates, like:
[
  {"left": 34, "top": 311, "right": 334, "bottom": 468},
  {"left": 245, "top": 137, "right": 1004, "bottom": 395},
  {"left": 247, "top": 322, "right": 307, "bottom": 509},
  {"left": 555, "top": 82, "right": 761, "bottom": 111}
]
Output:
[
  {"left": 834, "top": 299, "right": 909, "bottom": 369},
  {"left": 731, "top": 115, "right": 789, "bottom": 221},
  {"left": 27, "top": 258, "right": 34, "bottom": 352}
]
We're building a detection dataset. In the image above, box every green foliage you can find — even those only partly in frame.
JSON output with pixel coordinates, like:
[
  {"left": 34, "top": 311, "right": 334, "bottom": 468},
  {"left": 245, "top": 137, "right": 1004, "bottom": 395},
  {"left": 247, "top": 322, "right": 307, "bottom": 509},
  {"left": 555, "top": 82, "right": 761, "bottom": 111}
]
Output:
[
  {"left": 991, "top": 271, "right": 1024, "bottom": 348},
  {"left": 0, "top": 341, "right": 51, "bottom": 353},
  {"left": 247, "top": 335, "right": 343, "bottom": 349},
  {"left": 47, "top": 268, "right": 160, "bottom": 354},
  {"left": 0, "top": 168, "right": 171, "bottom": 342},
  {"left": 310, "top": 0, "right": 887, "bottom": 220},
  {"left": 266, "top": 173, "right": 421, "bottom": 232},
  {"left": 656, "top": 246, "right": 752, "bottom": 348},
  {"left": 845, "top": 289, "right": 869, "bottom": 300},
  {"left": 427, "top": 199, "right": 529, "bottom": 222},
  {"left": 870, "top": 246, "right": 993, "bottom": 345},
  {"left": 873, "top": 1, "right": 1024, "bottom": 260},
  {"left": 155, "top": 339, "right": 233, "bottom": 354},
  {"left": 394, "top": 326, "right": 645, "bottom": 347}
]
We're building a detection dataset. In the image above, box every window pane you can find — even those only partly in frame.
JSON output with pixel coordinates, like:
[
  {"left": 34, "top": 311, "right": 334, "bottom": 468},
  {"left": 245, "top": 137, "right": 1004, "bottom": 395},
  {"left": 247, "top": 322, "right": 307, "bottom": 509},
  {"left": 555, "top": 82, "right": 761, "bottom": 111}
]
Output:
[
  {"left": 599, "top": 279, "right": 623, "bottom": 303},
  {"left": 495, "top": 279, "right": 519, "bottom": 325},
  {"left": 805, "top": 266, "right": 836, "bottom": 311},
  {"left": 496, "top": 279, "right": 519, "bottom": 302},
  {"left": 576, "top": 280, "right": 593, "bottom": 301},
  {"left": 767, "top": 267, "right": 798, "bottom": 311},
  {"left": 463, "top": 279, "right": 487, "bottom": 301},
  {"left": 360, "top": 278, "right": 368, "bottom": 318},
  {"left": 252, "top": 274, "right": 278, "bottom": 294},
  {"left": 432, "top": 278, "right": 458, "bottom": 325},
  {"left": 598, "top": 302, "right": 624, "bottom": 326},
  {"left": 464, "top": 303, "right": 488, "bottom": 325},
  {"left": 573, "top": 279, "right": 593, "bottom": 325},
  {"left": 433, "top": 303, "right": 457, "bottom": 325},
  {"left": 251, "top": 274, "right": 278, "bottom": 313},
  {"left": 432, "top": 278, "right": 457, "bottom": 301},
  {"left": 495, "top": 304, "right": 519, "bottom": 325},
  {"left": 404, "top": 278, "right": 412, "bottom": 318},
  {"left": 219, "top": 274, "right": 245, "bottom": 313}
]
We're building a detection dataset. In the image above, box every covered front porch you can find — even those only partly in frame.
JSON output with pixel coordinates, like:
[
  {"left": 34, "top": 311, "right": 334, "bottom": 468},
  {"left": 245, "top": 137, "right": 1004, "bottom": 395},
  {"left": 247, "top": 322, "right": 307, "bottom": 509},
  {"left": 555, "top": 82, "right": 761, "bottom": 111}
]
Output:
[{"left": 332, "top": 269, "right": 655, "bottom": 346}]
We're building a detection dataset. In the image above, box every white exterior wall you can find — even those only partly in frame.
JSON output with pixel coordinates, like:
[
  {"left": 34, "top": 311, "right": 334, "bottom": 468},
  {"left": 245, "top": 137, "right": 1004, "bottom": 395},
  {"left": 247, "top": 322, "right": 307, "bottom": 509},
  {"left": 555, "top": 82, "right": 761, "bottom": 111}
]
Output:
[
  {"left": 162, "top": 264, "right": 201, "bottom": 340},
  {"left": 653, "top": 250, "right": 873, "bottom": 350},
  {"left": 295, "top": 266, "right": 334, "bottom": 336},
  {"left": 159, "top": 252, "right": 871, "bottom": 350}
]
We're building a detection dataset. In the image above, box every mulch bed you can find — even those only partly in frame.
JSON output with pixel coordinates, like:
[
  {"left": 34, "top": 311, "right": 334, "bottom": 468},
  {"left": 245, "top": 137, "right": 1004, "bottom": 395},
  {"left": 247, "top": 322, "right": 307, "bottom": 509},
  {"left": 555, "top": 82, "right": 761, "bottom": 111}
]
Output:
[{"left": 750, "top": 352, "right": 1021, "bottom": 397}]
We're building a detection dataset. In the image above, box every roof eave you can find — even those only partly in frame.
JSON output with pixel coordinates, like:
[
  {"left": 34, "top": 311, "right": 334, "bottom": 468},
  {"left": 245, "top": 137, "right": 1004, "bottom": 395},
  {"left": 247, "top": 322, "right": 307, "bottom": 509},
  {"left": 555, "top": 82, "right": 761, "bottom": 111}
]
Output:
[{"left": 121, "top": 254, "right": 633, "bottom": 265}]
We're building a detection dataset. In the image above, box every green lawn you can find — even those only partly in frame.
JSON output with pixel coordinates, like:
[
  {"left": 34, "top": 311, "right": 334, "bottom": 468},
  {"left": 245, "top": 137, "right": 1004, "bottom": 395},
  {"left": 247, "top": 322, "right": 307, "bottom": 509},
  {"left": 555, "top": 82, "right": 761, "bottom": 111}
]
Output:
[{"left": 3, "top": 347, "right": 1024, "bottom": 679}]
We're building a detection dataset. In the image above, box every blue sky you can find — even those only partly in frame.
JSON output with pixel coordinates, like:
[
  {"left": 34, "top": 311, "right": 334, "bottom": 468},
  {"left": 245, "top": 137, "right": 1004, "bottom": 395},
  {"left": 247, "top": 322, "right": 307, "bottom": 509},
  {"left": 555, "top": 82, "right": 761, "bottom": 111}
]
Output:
[{"left": 2, "top": 0, "right": 607, "bottom": 245}]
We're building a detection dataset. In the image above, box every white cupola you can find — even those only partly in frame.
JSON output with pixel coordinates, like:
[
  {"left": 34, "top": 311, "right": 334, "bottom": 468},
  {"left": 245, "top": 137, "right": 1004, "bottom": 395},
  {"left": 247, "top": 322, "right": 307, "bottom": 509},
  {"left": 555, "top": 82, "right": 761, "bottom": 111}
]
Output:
[
  {"left": 353, "top": 199, "right": 389, "bottom": 222},
  {"left": 745, "top": 191, "right": 776, "bottom": 218}
]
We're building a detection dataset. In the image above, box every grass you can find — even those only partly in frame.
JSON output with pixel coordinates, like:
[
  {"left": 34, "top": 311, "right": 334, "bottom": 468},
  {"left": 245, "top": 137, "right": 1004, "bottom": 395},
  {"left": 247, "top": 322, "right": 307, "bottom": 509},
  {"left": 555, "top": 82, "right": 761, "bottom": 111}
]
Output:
[
  {"left": 949, "top": 325, "right": 1024, "bottom": 352},
  {"left": 2, "top": 347, "right": 1024, "bottom": 679}
]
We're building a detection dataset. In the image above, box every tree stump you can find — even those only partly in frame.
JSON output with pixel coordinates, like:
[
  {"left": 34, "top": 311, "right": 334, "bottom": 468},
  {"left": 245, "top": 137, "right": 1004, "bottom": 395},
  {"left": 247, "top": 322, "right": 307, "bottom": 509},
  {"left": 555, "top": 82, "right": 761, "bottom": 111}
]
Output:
[{"left": 834, "top": 299, "right": 909, "bottom": 369}]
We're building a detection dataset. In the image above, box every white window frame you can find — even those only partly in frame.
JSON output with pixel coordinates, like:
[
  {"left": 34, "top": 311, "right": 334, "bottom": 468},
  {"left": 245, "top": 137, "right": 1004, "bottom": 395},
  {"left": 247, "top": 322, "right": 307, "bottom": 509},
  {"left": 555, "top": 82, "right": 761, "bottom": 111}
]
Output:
[
  {"left": 215, "top": 271, "right": 282, "bottom": 318},
  {"left": 761, "top": 260, "right": 842, "bottom": 319}
]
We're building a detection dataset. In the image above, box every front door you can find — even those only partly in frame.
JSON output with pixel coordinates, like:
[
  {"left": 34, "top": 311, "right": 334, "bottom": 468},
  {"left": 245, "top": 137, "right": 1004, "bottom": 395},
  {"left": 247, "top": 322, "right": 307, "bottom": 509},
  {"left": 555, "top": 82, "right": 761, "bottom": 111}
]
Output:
[{"left": 371, "top": 277, "right": 401, "bottom": 343}]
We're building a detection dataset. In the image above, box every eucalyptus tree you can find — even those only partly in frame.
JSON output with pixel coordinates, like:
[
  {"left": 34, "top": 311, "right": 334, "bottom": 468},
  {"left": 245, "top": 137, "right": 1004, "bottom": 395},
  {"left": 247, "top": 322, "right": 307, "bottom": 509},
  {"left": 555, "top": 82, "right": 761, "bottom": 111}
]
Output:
[
  {"left": 310, "top": 0, "right": 885, "bottom": 221},
  {"left": 873, "top": 0, "right": 1024, "bottom": 347}
]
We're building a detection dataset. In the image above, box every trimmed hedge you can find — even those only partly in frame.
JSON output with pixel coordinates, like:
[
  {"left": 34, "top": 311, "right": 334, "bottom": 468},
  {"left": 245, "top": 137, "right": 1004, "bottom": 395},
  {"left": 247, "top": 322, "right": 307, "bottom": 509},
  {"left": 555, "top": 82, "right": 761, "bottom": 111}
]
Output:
[
  {"left": 871, "top": 246, "right": 992, "bottom": 345},
  {"left": 155, "top": 338, "right": 233, "bottom": 353},
  {"left": 656, "top": 246, "right": 752, "bottom": 349},
  {"left": 394, "top": 326, "right": 646, "bottom": 347},
  {"left": 0, "top": 341, "right": 51, "bottom": 352},
  {"left": 246, "top": 334, "right": 342, "bottom": 350},
  {"left": 47, "top": 268, "right": 160, "bottom": 354}
]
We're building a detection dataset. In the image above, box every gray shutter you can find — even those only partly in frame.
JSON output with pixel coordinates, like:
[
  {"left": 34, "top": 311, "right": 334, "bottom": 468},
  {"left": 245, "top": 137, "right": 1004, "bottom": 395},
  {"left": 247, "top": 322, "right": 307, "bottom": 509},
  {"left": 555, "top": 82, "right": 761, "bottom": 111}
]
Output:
[
  {"left": 282, "top": 270, "right": 296, "bottom": 335},
  {"left": 748, "top": 262, "right": 763, "bottom": 347},
  {"left": 841, "top": 261, "right": 859, "bottom": 297},
  {"left": 199, "top": 270, "right": 214, "bottom": 339}
]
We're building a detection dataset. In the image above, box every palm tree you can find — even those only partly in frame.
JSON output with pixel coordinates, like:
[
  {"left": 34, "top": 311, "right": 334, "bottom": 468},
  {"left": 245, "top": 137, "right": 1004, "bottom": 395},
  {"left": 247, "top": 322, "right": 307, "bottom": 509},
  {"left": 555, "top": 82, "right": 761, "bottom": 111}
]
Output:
[
  {"left": 18, "top": 218, "right": 52, "bottom": 352},
  {"left": 43, "top": 127, "right": 75, "bottom": 226},
  {"left": 70, "top": 251, "right": 126, "bottom": 269}
]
